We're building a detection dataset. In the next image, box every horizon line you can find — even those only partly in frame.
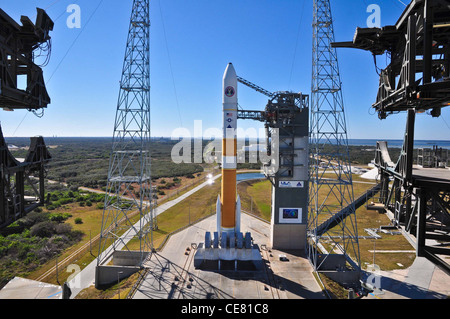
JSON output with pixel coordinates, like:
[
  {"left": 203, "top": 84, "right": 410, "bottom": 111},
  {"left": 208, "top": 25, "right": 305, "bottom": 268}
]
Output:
[{"left": 3, "top": 136, "right": 450, "bottom": 142}]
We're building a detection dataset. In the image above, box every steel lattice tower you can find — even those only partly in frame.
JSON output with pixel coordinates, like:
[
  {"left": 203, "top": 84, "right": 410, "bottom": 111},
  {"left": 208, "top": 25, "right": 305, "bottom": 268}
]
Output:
[
  {"left": 97, "top": 0, "right": 154, "bottom": 270},
  {"left": 308, "top": 0, "right": 361, "bottom": 281}
]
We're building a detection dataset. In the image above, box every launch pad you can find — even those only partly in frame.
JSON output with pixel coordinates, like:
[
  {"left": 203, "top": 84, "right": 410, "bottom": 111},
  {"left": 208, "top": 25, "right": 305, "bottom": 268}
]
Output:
[
  {"left": 193, "top": 231, "right": 263, "bottom": 271},
  {"left": 133, "top": 213, "right": 325, "bottom": 299},
  {"left": 192, "top": 62, "right": 310, "bottom": 272}
]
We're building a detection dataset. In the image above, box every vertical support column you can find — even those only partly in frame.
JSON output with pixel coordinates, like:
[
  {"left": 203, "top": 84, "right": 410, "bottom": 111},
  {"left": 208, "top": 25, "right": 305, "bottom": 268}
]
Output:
[
  {"left": 416, "top": 188, "right": 427, "bottom": 257},
  {"left": 15, "top": 171, "right": 24, "bottom": 217},
  {"left": 394, "top": 179, "right": 402, "bottom": 223},
  {"left": 398, "top": 109, "right": 416, "bottom": 181},
  {"left": 379, "top": 173, "right": 390, "bottom": 205},
  {"left": 39, "top": 164, "right": 45, "bottom": 205},
  {"left": 405, "top": 185, "right": 412, "bottom": 230},
  {"left": 405, "top": 14, "right": 416, "bottom": 90},
  {"left": 0, "top": 166, "right": 5, "bottom": 224},
  {"left": 423, "top": 0, "right": 433, "bottom": 85}
]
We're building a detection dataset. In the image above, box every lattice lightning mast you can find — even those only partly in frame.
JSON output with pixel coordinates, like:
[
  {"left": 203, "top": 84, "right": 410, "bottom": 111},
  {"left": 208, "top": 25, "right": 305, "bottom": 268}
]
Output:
[
  {"left": 96, "top": 0, "right": 154, "bottom": 276},
  {"left": 308, "top": 0, "right": 361, "bottom": 284}
]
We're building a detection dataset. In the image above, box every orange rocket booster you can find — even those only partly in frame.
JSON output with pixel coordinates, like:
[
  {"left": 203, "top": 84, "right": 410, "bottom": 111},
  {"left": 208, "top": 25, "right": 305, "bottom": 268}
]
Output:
[{"left": 217, "top": 63, "right": 241, "bottom": 234}]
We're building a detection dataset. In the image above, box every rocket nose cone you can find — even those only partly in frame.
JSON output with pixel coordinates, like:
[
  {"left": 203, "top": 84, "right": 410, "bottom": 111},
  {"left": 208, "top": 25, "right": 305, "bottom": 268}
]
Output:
[{"left": 223, "top": 63, "right": 237, "bottom": 80}]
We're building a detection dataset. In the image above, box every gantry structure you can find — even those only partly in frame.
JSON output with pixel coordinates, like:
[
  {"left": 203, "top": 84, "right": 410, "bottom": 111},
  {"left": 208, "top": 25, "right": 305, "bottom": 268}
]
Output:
[
  {"left": 308, "top": 0, "right": 361, "bottom": 287},
  {"left": 96, "top": 0, "right": 155, "bottom": 287},
  {"left": 0, "top": 8, "right": 53, "bottom": 228},
  {"left": 334, "top": 0, "right": 450, "bottom": 275}
]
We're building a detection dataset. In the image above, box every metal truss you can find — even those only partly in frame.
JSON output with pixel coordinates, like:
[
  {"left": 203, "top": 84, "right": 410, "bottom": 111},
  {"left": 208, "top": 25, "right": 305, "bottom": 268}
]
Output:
[
  {"left": 334, "top": 0, "right": 450, "bottom": 275},
  {"left": 0, "top": 8, "right": 53, "bottom": 111},
  {"left": 308, "top": 0, "right": 361, "bottom": 282},
  {"left": 262, "top": 92, "right": 309, "bottom": 180},
  {"left": 236, "top": 77, "right": 309, "bottom": 181},
  {"left": 237, "top": 76, "right": 275, "bottom": 98},
  {"left": 0, "top": 125, "right": 52, "bottom": 228},
  {"left": 375, "top": 112, "right": 450, "bottom": 275},
  {"left": 333, "top": 0, "right": 450, "bottom": 119},
  {"left": 97, "top": 0, "right": 154, "bottom": 268}
]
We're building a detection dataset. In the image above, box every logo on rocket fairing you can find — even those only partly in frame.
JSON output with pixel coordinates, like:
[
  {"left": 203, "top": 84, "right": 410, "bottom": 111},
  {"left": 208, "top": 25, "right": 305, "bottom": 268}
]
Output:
[{"left": 225, "top": 86, "right": 235, "bottom": 97}]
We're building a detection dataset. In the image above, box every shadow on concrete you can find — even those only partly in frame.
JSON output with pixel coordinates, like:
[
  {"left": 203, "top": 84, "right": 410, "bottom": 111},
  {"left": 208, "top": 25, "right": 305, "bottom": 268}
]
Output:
[
  {"left": 134, "top": 250, "right": 327, "bottom": 299},
  {"left": 361, "top": 271, "right": 448, "bottom": 299},
  {"left": 134, "top": 253, "right": 233, "bottom": 299},
  {"left": 270, "top": 271, "right": 327, "bottom": 299},
  {"left": 262, "top": 249, "right": 327, "bottom": 299},
  {"left": 201, "top": 248, "right": 326, "bottom": 299}
]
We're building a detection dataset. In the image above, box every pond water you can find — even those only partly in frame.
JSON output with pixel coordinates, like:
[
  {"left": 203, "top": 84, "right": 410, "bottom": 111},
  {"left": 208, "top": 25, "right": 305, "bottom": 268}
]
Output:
[{"left": 236, "top": 172, "right": 265, "bottom": 181}]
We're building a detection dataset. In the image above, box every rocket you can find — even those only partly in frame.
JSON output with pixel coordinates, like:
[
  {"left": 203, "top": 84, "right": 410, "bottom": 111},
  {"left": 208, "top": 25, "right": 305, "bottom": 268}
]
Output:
[{"left": 217, "top": 63, "right": 241, "bottom": 235}]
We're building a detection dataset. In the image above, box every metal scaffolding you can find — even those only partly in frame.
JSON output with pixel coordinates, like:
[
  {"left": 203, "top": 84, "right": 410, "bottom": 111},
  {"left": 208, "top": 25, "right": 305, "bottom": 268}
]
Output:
[
  {"left": 308, "top": 0, "right": 361, "bottom": 286},
  {"left": 0, "top": 8, "right": 53, "bottom": 228},
  {"left": 96, "top": 0, "right": 154, "bottom": 272},
  {"left": 0, "top": 8, "right": 53, "bottom": 111},
  {"left": 236, "top": 73, "right": 310, "bottom": 251},
  {"left": 334, "top": 0, "right": 450, "bottom": 275},
  {"left": 0, "top": 125, "right": 52, "bottom": 228}
]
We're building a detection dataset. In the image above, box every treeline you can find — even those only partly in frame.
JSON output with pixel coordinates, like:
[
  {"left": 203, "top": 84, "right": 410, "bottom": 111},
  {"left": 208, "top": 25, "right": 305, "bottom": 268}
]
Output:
[
  {"left": 6, "top": 136, "right": 405, "bottom": 191},
  {"left": 8, "top": 137, "right": 205, "bottom": 190}
]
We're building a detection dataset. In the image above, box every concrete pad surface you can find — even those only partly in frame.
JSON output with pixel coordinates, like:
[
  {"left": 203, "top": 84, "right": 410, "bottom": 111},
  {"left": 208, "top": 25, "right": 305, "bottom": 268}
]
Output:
[
  {"left": 133, "top": 213, "right": 326, "bottom": 299},
  {"left": 0, "top": 277, "right": 61, "bottom": 299}
]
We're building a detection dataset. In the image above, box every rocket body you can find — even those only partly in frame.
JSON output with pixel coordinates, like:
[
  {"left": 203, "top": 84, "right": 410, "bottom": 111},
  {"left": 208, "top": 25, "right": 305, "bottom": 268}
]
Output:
[{"left": 219, "top": 63, "right": 240, "bottom": 234}]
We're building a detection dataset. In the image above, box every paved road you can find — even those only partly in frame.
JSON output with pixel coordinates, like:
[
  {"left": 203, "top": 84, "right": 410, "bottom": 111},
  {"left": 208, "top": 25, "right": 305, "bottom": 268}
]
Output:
[
  {"left": 153, "top": 174, "right": 221, "bottom": 218},
  {"left": 66, "top": 174, "right": 221, "bottom": 298}
]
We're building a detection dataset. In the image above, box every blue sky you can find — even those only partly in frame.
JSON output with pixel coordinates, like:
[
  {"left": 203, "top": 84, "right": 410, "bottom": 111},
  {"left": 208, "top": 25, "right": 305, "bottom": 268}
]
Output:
[{"left": 1, "top": 0, "right": 449, "bottom": 141}]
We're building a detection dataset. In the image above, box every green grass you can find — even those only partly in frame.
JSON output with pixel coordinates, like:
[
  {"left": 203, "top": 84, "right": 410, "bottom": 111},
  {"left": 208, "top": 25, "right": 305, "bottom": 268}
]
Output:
[
  {"left": 355, "top": 206, "right": 415, "bottom": 271},
  {"left": 127, "top": 178, "right": 221, "bottom": 250},
  {"left": 238, "top": 175, "right": 416, "bottom": 272},
  {"left": 21, "top": 170, "right": 415, "bottom": 297},
  {"left": 74, "top": 270, "right": 142, "bottom": 299},
  {"left": 248, "top": 180, "right": 272, "bottom": 220},
  {"left": 238, "top": 179, "right": 271, "bottom": 221},
  {"left": 24, "top": 204, "right": 104, "bottom": 284}
]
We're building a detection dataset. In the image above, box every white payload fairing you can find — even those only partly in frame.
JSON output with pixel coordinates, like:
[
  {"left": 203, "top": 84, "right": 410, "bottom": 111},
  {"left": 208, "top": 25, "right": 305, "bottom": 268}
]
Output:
[{"left": 216, "top": 63, "right": 241, "bottom": 235}]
